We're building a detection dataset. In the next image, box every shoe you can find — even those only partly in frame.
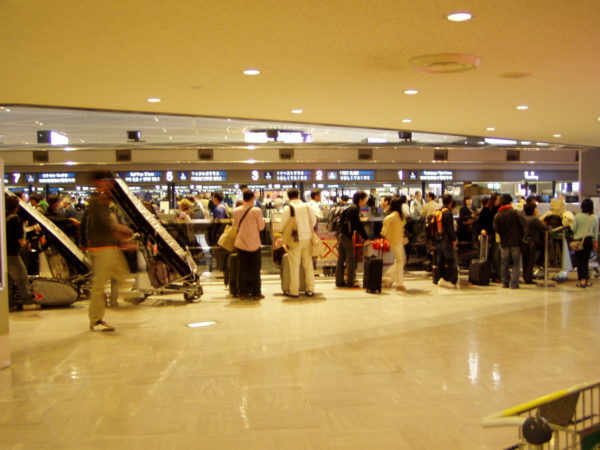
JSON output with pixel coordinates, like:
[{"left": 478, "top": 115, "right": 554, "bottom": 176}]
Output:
[
  {"left": 395, "top": 285, "right": 407, "bottom": 292},
  {"left": 284, "top": 291, "right": 299, "bottom": 298},
  {"left": 510, "top": 286, "right": 520, "bottom": 289},
  {"left": 251, "top": 295, "right": 265, "bottom": 300},
  {"left": 524, "top": 281, "right": 536, "bottom": 285},
  {"left": 90, "top": 320, "right": 115, "bottom": 332},
  {"left": 346, "top": 283, "right": 361, "bottom": 288},
  {"left": 502, "top": 284, "right": 509, "bottom": 289},
  {"left": 305, "top": 291, "right": 314, "bottom": 297}
]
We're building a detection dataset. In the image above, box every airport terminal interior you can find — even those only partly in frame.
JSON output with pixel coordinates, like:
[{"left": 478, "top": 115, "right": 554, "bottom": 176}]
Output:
[{"left": 2, "top": 1, "right": 600, "bottom": 448}]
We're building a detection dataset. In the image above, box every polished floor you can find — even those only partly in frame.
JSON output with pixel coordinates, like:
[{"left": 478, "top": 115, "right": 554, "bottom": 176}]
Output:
[{"left": 1, "top": 272, "right": 600, "bottom": 450}]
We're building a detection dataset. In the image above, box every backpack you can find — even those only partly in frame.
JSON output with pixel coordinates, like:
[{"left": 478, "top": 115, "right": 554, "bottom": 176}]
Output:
[
  {"left": 426, "top": 208, "right": 449, "bottom": 241},
  {"left": 327, "top": 204, "right": 350, "bottom": 233}
]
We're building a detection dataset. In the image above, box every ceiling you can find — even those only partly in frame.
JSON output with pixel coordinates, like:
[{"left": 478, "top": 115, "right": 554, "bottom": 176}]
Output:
[{"left": 1, "top": 0, "right": 600, "bottom": 147}]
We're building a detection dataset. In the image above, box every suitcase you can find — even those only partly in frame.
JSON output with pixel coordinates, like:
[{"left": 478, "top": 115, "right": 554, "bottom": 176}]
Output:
[
  {"left": 363, "top": 255, "right": 383, "bottom": 293},
  {"left": 280, "top": 252, "right": 306, "bottom": 293},
  {"left": 31, "top": 277, "right": 79, "bottom": 306},
  {"left": 469, "top": 235, "right": 490, "bottom": 286},
  {"left": 228, "top": 253, "right": 240, "bottom": 296}
]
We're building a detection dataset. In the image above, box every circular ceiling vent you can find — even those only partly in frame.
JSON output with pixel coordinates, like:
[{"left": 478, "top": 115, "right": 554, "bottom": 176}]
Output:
[{"left": 410, "top": 53, "right": 480, "bottom": 74}]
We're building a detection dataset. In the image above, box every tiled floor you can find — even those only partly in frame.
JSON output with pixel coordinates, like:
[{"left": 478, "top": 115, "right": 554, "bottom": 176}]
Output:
[{"left": 1, "top": 272, "right": 599, "bottom": 449}]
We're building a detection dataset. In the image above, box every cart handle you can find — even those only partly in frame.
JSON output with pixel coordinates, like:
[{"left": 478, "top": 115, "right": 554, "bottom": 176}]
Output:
[{"left": 482, "top": 380, "right": 600, "bottom": 428}]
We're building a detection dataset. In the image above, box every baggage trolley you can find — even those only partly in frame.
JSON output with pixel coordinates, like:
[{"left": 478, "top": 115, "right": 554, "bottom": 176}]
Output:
[{"left": 482, "top": 380, "right": 600, "bottom": 449}]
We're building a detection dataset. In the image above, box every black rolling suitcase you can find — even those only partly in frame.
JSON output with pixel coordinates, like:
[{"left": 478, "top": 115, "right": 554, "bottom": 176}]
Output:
[
  {"left": 363, "top": 244, "right": 383, "bottom": 293},
  {"left": 469, "top": 235, "right": 491, "bottom": 286}
]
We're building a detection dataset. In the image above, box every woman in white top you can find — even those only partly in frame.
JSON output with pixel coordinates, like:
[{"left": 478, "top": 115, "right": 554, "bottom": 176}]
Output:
[
  {"left": 381, "top": 197, "right": 408, "bottom": 291},
  {"left": 570, "top": 198, "right": 599, "bottom": 288}
]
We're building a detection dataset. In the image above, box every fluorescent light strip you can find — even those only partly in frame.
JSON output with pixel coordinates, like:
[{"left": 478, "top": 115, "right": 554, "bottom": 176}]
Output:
[{"left": 186, "top": 321, "right": 217, "bottom": 328}]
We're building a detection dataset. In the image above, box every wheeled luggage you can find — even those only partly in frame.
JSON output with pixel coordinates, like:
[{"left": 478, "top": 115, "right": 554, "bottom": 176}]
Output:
[
  {"left": 31, "top": 277, "right": 79, "bottom": 306},
  {"left": 280, "top": 252, "right": 306, "bottom": 293},
  {"left": 469, "top": 235, "right": 491, "bottom": 286},
  {"left": 363, "top": 254, "right": 383, "bottom": 293}
]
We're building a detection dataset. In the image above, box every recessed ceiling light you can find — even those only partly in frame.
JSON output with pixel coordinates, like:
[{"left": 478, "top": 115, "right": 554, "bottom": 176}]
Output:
[
  {"left": 516, "top": 105, "right": 529, "bottom": 110},
  {"left": 597, "top": 117, "right": 600, "bottom": 121},
  {"left": 243, "top": 69, "right": 261, "bottom": 76},
  {"left": 447, "top": 12, "right": 473, "bottom": 22},
  {"left": 147, "top": 98, "right": 161, "bottom": 103},
  {"left": 186, "top": 321, "right": 217, "bottom": 328},
  {"left": 486, "top": 127, "right": 496, "bottom": 131},
  {"left": 403, "top": 89, "right": 419, "bottom": 95},
  {"left": 521, "top": 141, "right": 532, "bottom": 145},
  {"left": 553, "top": 134, "right": 562, "bottom": 138},
  {"left": 247, "top": 145, "right": 256, "bottom": 150},
  {"left": 402, "top": 119, "right": 412, "bottom": 123},
  {"left": 65, "top": 161, "right": 76, "bottom": 166},
  {"left": 291, "top": 109, "right": 303, "bottom": 114}
]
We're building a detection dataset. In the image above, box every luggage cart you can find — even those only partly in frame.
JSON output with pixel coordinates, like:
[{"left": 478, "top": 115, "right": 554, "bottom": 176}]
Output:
[
  {"left": 482, "top": 380, "right": 600, "bottom": 449},
  {"left": 109, "top": 176, "right": 202, "bottom": 302},
  {"left": 5, "top": 189, "right": 92, "bottom": 305}
]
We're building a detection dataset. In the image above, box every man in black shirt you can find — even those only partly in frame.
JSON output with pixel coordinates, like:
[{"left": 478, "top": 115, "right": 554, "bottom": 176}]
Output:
[
  {"left": 5, "top": 195, "right": 40, "bottom": 310},
  {"left": 436, "top": 194, "right": 459, "bottom": 288},
  {"left": 522, "top": 202, "right": 550, "bottom": 284},
  {"left": 493, "top": 194, "right": 526, "bottom": 289},
  {"left": 336, "top": 191, "right": 370, "bottom": 288}
]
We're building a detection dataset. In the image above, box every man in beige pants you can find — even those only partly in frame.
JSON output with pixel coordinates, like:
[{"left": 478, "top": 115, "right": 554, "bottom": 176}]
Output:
[
  {"left": 85, "top": 171, "right": 133, "bottom": 331},
  {"left": 281, "top": 188, "right": 317, "bottom": 297}
]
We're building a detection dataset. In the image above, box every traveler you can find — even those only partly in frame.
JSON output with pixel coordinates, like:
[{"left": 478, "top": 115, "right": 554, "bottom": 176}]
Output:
[
  {"left": 5, "top": 195, "right": 42, "bottom": 311},
  {"left": 29, "top": 193, "right": 48, "bottom": 214},
  {"left": 410, "top": 191, "right": 424, "bottom": 219},
  {"left": 233, "top": 190, "right": 266, "bottom": 299},
  {"left": 420, "top": 192, "right": 438, "bottom": 219},
  {"left": 570, "top": 198, "right": 599, "bottom": 288},
  {"left": 308, "top": 189, "right": 323, "bottom": 220},
  {"left": 493, "top": 194, "right": 526, "bottom": 289},
  {"left": 436, "top": 194, "right": 459, "bottom": 289},
  {"left": 187, "top": 196, "right": 205, "bottom": 219},
  {"left": 522, "top": 203, "right": 550, "bottom": 284},
  {"left": 209, "top": 191, "right": 228, "bottom": 272},
  {"left": 380, "top": 195, "right": 393, "bottom": 216},
  {"left": 177, "top": 198, "right": 194, "bottom": 222},
  {"left": 478, "top": 194, "right": 500, "bottom": 282},
  {"left": 281, "top": 188, "right": 317, "bottom": 297},
  {"left": 336, "top": 191, "right": 370, "bottom": 288},
  {"left": 457, "top": 196, "right": 477, "bottom": 243},
  {"left": 381, "top": 197, "right": 407, "bottom": 291},
  {"left": 86, "top": 171, "right": 134, "bottom": 331}
]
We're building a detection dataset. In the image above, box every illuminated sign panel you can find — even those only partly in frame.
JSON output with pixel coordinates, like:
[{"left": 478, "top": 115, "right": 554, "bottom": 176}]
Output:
[
  {"left": 420, "top": 170, "right": 453, "bottom": 181},
  {"left": 38, "top": 172, "right": 77, "bottom": 184},
  {"left": 25, "top": 174, "right": 36, "bottom": 183},
  {"left": 524, "top": 171, "right": 539, "bottom": 181},
  {"left": 276, "top": 170, "right": 311, "bottom": 181},
  {"left": 263, "top": 171, "right": 274, "bottom": 180},
  {"left": 339, "top": 170, "right": 374, "bottom": 181},
  {"left": 190, "top": 171, "right": 227, "bottom": 182},
  {"left": 124, "top": 171, "right": 162, "bottom": 183}
]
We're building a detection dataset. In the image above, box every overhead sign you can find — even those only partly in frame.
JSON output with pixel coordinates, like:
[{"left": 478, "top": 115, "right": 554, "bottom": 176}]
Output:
[
  {"left": 339, "top": 170, "right": 375, "bottom": 181},
  {"left": 420, "top": 170, "right": 453, "bottom": 181},
  {"left": 190, "top": 171, "right": 227, "bottom": 182},
  {"left": 124, "top": 171, "right": 162, "bottom": 183},
  {"left": 263, "top": 171, "right": 274, "bottom": 180},
  {"left": 524, "top": 170, "right": 539, "bottom": 181},
  {"left": 38, "top": 172, "right": 77, "bottom": 184},
  {"left": 276, "top": 170, "right": 311, "bottom": 181}
]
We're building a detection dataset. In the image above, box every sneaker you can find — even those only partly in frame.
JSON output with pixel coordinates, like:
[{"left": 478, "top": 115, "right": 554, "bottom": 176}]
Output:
[{"left": 90, "top": 320, "right": 115, "bottom": 332}]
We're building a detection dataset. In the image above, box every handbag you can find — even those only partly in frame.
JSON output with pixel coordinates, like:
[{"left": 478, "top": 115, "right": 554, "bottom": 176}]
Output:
[
  {"left": 272, "top": 246, "right": 287, "bottom": 266},
  {"left": 217, "top": 207, "right": 251, "bottom": 252},
  {"left": 282, "top": 205, "right": 299, "bottom": 249},
  {"left": 569, "top": 215, "right": 593, "bottom": 252}
]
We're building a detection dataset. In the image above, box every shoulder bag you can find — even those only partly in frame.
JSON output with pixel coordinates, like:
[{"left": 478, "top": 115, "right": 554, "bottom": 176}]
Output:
[
  {"left": 282, "top": 205, "right": 299, "bottom": 249},
  {"left": 218, "top": 207, "right": 251, "bottom": 252}
]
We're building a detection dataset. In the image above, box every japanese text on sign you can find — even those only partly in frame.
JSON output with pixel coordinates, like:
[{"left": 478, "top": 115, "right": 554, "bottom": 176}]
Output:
[
  {"left": 339, "top": 170, "right": 374, "bottom": 181},
  {"left": 190, "top": 171, "right": 227, "bottom": 182},
  {"left": 420, "top": 170, "right": 453, "bottom": 181},
  {"left": 276, "top": 170, "right": 311, "bottom": 181},
  {"left": 38, "top": 172, "right": 77, "bottom": 184}
]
